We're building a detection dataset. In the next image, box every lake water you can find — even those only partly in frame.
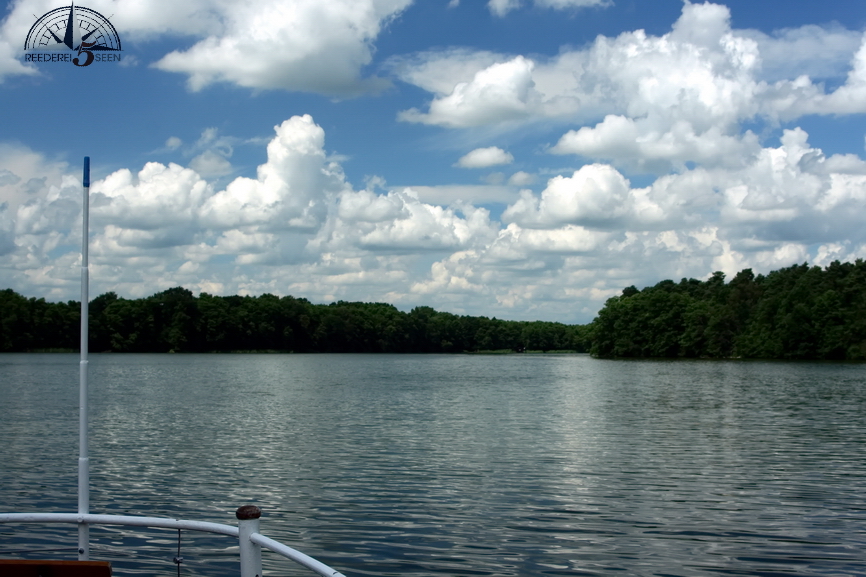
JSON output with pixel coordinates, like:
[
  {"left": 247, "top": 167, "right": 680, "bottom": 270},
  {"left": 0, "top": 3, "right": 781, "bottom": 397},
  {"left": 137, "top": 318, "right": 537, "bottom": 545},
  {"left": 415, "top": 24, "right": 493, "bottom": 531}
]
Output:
[{"left": 0, "top": 353, "right": 864, "bottom": 576}]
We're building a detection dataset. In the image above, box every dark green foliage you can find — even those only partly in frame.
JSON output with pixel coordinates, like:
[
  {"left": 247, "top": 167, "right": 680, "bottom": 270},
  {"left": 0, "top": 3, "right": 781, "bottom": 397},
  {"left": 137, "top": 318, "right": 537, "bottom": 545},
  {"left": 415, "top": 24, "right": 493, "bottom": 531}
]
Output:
[
  {"left": 0, "top": 289, "right": 79, "bottom": 351},
  {"left": 0, "top": 287, "right": 589, "bottom": 354},
  {"left": 591, "top": 260, "right": 866, "bottom": 360}
]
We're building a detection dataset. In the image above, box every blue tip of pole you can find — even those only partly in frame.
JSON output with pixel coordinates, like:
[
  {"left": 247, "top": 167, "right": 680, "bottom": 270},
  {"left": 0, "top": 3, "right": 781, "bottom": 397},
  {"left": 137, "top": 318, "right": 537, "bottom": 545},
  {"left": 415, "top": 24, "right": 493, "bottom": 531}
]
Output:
[{"left": 83, "top": 157, "right": 90, "bottom": 188}]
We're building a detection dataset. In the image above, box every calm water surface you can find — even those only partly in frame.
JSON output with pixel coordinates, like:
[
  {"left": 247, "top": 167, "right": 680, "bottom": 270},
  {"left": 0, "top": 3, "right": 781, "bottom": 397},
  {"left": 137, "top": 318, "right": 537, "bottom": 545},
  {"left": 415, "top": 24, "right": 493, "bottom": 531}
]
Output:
[{"left": 0, "top": 353, "right": 864, "bottom": 576}]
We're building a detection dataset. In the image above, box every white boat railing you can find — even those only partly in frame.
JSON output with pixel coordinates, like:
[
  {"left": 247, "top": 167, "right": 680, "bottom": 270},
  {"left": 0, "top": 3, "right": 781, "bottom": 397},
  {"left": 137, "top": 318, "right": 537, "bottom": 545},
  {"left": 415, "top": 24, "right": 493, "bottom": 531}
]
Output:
[{"left": 0, "top": 506, "right": 346, "bottom": 577}]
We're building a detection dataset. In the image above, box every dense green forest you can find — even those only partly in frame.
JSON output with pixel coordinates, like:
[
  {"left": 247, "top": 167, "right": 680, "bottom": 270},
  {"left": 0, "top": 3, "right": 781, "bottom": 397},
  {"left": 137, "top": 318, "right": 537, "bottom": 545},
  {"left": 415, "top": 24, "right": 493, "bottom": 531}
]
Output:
[
  {"left": 592, "top": 260, "right": 866, "bottom": 360},
  {"left": 2, "top": 260, "right": 864, "bottom": 359},
  {"left": 0, "top": 287, "right": 590, "bottom": 353}
]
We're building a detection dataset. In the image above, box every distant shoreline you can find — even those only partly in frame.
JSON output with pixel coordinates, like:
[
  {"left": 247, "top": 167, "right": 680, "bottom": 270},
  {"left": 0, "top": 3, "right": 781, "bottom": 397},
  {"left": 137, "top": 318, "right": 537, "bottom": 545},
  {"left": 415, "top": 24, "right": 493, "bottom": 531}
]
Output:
[{"left": 4, "top": 259, "right": 865, "bottom": 360}]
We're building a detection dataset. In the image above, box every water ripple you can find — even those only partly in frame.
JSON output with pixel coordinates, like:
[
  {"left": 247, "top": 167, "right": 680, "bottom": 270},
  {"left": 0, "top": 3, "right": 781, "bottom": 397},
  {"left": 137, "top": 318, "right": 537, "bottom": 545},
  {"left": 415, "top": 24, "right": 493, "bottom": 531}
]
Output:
[{"left": 1, "top": 354, "right": 864, "bottom": 576}]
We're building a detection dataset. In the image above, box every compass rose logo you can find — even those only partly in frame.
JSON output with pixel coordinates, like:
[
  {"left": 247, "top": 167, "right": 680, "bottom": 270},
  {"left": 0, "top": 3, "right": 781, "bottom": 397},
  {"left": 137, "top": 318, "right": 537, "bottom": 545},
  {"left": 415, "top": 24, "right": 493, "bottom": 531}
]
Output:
[{"left": 24, "top": 3, "right": 122, "bottom": 67}]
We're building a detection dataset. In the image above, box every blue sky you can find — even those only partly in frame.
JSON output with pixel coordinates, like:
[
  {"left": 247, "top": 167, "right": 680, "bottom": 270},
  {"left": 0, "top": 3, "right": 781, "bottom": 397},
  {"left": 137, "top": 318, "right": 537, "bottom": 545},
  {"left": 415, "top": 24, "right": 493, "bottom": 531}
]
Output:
[{"left": 1, "top": 0, "right": 865, "bottom": 323}]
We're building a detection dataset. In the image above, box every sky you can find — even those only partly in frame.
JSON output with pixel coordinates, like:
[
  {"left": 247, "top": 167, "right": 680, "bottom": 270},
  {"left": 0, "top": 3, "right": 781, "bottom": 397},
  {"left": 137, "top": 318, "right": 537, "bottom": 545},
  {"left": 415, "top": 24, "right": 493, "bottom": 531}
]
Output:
[{"left": 1, "top": 0, "right": 865, "bottom": 324}]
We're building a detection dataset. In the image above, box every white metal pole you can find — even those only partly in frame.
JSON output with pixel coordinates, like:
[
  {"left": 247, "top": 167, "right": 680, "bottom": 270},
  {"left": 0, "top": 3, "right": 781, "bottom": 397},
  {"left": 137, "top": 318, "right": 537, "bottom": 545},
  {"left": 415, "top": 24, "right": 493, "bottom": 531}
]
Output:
[
  {"left": 78, "top": 156, "right": 90, "bottom": 560},
  {"left": 237, "top": 506, "right": 263, "bottom": 577}
]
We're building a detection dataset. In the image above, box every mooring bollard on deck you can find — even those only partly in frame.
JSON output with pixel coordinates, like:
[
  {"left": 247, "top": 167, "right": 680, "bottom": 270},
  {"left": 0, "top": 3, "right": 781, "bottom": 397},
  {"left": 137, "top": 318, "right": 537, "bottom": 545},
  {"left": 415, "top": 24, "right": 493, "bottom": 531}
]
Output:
[{"left": 237, "top": 505, "right": 263, "bottom": 577}]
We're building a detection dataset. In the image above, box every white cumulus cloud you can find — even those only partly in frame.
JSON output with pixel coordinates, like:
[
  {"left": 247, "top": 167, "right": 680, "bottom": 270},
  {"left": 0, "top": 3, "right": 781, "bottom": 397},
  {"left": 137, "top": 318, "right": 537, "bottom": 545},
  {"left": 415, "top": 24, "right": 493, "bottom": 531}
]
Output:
[
  {"left": 503, "top": 164, "right": 636, "bottom": 228},
  {"left": 551, "top": 114, "right": 763, "bottom": 172},
  {"left": 456, "top": 147, "right": 514, "bottom": 168},
  {"left": 399, "top": 56, "right": 537, "bottom": 127},
  {"left": 508, "top": 171, "right": 536, "bottom": 186},
  {"left": 151, "top": 0, "right": 412, "bottom": 95},
  {"left": 201, "top": 115, "right": 349, "bottom": 231}
]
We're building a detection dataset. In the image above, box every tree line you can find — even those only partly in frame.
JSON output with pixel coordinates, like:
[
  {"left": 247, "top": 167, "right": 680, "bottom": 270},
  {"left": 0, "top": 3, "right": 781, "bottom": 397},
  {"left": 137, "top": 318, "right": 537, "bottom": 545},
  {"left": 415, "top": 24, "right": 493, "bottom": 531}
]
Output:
[
  {"left": 0, "top": 287, "right": 590, "bottom": 354},
  {"left": 2, "top": 259, "right": 864, "bottom": 359},
  {"left": 591, "top": 260, "right": 866, "bottom": 360}
]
